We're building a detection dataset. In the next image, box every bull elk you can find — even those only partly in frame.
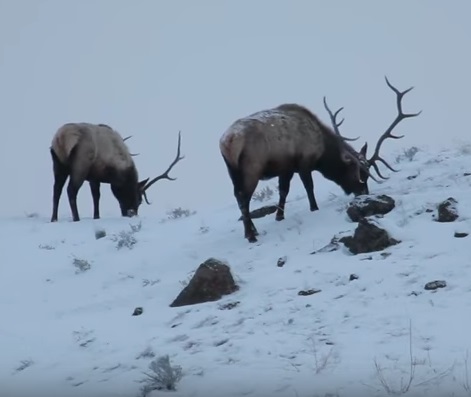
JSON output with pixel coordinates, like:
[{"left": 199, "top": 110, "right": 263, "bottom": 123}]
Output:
[
  {"left": 219, "top": 77, "right": 420, "bottom": 243},
  {"left": 50, "top": 123, "right": 184, "bottom": 222}
]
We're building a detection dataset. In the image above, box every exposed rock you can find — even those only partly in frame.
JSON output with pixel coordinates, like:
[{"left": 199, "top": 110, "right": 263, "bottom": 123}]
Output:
[
  {"left": 424, "top": 280, "right": 447, "bottom": 290},
  {"left": 170, "top": 258, "right": 239, "bottom": 307},
  {"left": 277, "top": 256, "right": 287, "bottom": 267},
  {"left": 339, "top": 218, "right": 400, "bottom": 254},
  {"left": 454, "top": 232, "right": 469, "bottom": 238},
  {"left": 298, "top": 289, "right": 321, "bottom": 296},
  {"left": 436, "top": 197, "right": 459, "bottom": 222},
  {"left": 346, "top": 194, "right": 396, "bottom": 222},
  {"left": 238, "top": 205, "right": 278, "bottom": 221}
]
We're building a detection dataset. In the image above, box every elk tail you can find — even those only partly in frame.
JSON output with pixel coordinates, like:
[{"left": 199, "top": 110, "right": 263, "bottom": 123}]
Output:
[{"left": 222, "top": 154, "right": 244, "bottom": 193}]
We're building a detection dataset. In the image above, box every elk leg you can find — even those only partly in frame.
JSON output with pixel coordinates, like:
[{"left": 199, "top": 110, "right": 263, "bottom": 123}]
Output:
[
  {"left": 50, "top": 153, "right": 69, "bottom": 222},
  {"left": 238, "top": 194, "right": 259, "bottom": 242},
  {"left": 276, "top": 172, "right": 294, "bottom": 221},
  {"left": 298, "top": 170, "right": 319, "bottom": 212},
  {"left": 67, "top": 176, "right": 85, "bottom": 222},
  {"left": 89, "top": 181, "right": 101, "bottom": 219},
  {"left": 236, "top": 176, "right": 259, "bottom": 242}
]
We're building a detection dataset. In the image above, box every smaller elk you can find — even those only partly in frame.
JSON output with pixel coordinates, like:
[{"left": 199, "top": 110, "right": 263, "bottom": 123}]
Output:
[
  {"left": 219, "top": 102, "right": 378, "bottom": 243},
  {"left": 50, "top": 123, "right": 184, "bottom": 222}
]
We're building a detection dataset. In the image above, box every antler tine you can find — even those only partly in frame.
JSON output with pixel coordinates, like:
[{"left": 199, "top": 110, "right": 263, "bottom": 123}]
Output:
[
  {"left": 368, "top": 76, "right": 422, "bottom": 179},
  {"left": 142, "top": 131, "right": 184, "bottom": 192},
  {"left": 323, "top": 96, "right": 359, "bottom": 142},
  {"left": 122, "top": 135, "right": 139, "bottom": 156}
]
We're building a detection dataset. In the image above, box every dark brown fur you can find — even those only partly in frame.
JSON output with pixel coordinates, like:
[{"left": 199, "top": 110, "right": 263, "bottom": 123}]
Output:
[{"left": 219, "top": 103, "right": 369, "bottom": 243}]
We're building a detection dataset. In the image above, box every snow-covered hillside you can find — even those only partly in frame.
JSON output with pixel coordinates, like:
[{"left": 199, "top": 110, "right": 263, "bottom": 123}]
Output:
[{"left": 2, "top": 144, "right": 471, "bottom": 397}]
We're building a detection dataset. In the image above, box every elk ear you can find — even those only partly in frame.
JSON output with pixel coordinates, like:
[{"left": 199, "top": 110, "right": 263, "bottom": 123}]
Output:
[
  {"left": 359, "top": 142, "right": 368, "bottom": 157},
  {"left": 138, "top": 178, "right": 149, "bottom": 191}
]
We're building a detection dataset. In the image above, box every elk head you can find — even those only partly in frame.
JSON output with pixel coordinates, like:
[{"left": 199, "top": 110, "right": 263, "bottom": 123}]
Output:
[
  {"left": 324, "top": 76, "right": 421, "bottom": 194},
  {"left": 323, "top": 96, "right": 380, "bottom": 196}
]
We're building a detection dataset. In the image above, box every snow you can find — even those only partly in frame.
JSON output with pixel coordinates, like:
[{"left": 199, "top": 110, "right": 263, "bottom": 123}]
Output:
[
  {"left": 2, "top": 144, "right": 471, "bottom": 397},
  {"left": 219, "top": 108, "right": 286, "bottom": 142}
]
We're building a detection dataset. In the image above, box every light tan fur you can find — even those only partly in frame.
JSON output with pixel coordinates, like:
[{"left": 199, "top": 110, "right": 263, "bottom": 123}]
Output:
[{"left": 51, "top": 123, "right": 135, "bottom": 179}]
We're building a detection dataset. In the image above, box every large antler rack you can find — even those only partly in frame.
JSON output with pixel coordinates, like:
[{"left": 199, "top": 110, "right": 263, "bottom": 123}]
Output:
[
  {"left": 141, "top": 131, "right": 184, "bottom": 204},
  {"left": 368, "top": 76, "right": 422, "bottom": 179}
]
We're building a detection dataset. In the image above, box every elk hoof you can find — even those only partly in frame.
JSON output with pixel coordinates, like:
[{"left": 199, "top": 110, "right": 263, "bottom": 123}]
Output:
[
  {"left": 247, "top": 235, "right": 258, "bottom": 243},
  {"left": 275, "top": 213, "right": 284, "bottom": 221},
  {"left": 50, "top": 218, "right": 57, "bottom": 223},
  {"left": 310, "top": 206, "right": 319, "bottom": 212}
]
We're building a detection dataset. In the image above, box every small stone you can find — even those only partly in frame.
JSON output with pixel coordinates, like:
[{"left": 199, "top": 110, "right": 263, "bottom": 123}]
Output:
[
  {"left": 454, "top": 232, "right": 469, "bottom": 238},
  {"left": 424, "top": 280, "right": 447, "bottom": 290},
  {"left": 436, "top": 197, "right": 459, "bottom": 222},
  {"left": 277, "top": 256, "right": 287, "bottom": 267},
  {"left": 132, "top": 307, "right": 143, "bottom": 316}
]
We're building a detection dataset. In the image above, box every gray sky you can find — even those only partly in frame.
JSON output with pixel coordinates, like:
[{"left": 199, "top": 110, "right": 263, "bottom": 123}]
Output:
[{"left": 1, "top": 0, "right": 469, "bottom": 219}]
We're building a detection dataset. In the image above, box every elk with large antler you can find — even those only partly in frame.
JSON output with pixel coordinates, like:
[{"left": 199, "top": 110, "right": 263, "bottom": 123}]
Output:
[
  {"left": 50, "top": 122, "right": 184, "bottom": 222},
  {"left": 325, "top": 76, "right": 422, "bottom": 193},
  {"left": 219, "top": 102, "right": 378, "bottom": 243}
]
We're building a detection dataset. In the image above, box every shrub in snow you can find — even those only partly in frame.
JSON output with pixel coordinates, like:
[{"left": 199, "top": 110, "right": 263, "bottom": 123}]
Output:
[
  {"left": 166, "top": 207, "right": 196, "bottom": 220},
  {"left": 72, "top": 257, "right": 91, "bottom": 274},
  {"left": 140, "top": 355, "right": 183, "bottom": 395},
  {"left": 395, "top": 146, "right": 419, "bottom": 163},
  {"left": 252, "top": 185, "right": 275, "bottom": 202},
  {"left": 110, "top": 221, "right": 142, "bottom": 250}
]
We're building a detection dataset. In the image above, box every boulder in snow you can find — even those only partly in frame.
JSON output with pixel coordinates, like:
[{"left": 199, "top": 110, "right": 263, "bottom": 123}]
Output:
[
  {"left": 170, "top": 258, "right": 239, "bottom": 307},
  {"left": 340, "top": 218, "right": 400, "bottom": 254},
  {"left": 436, "top": 197, "right": 459, "bottom": 222},
  {"left": 346, "top": 194, "right": 395, "bottom": 222}
]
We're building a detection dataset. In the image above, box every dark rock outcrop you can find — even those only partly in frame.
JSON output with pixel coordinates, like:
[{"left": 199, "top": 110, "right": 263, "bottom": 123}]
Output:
[
  {"left": 170, "top": 258, "right": 239, "bottom": 307},
  {"left": 340, "top": 218, "right": 400, "bottom": 254}
]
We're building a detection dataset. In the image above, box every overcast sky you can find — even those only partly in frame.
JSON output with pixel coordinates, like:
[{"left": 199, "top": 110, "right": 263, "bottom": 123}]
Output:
[{"left": 0, "top": 0, "right": 469, "bottom": 219}]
